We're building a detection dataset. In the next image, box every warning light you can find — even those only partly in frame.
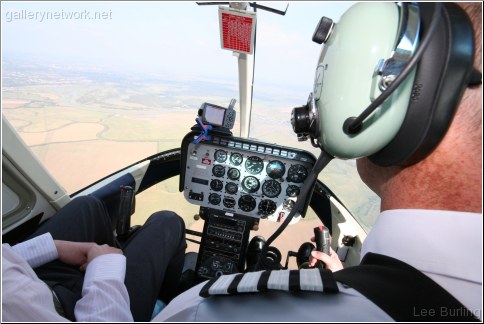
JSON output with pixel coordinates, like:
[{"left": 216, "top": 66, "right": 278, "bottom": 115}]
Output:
[{"left": 219, "top": 7, "right": 256, "bottom": 54}]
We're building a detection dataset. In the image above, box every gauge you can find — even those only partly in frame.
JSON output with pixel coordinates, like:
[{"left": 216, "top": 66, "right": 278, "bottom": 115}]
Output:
[
  {"left": 212, "top": 165, "right": 225, "bottom": 178},
  {"left": 261, "top": 180, "right": 281, "bottom": 198},
  {"left": 225, "top": 182, "right": 239, "bottom": 195},
  {"left": 283, "top": 199, "right": 295, "bottom": 211},
  {"left": 287, "top": 164, "right": 308, "bottom": 183},
  {"left": 245, "top": 156, "right": 264, "bottom": 174},
  {"left": 208, "top": 193, "right": 221, "bottom": 205},
  {"left": 266, "top": 160, "right": 286, "bottom": 179},
  {"left": 230, "top": 152, "right": 243, "bottom": 166},
  {"left": 241, "top": 176, "right": 260, "bottom": 193},
  {"left": 223, "top": 196, "right": 236, "bottom": 209},
  {"left": 214, "top": 150, "right": 228, "bottom": 163},
  {"left": 238, "top": 195, "right": 256, "bottom": 212},
  {"left": 258, "top": 199, "right": 277, "bottom": 216},
  {"left": 210, "top": 179, "right": 223, "bottom": 191},
  {"left": 286, "top": 185, "right": 300, "bottom": 197},
  {"left": 227, "top": 168, "right": 241, "bottom": 181}
]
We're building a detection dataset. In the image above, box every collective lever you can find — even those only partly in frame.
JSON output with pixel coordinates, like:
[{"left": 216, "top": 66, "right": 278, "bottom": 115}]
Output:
[{"left": 313, "top": 225, "right": 330, "bottom": 269}]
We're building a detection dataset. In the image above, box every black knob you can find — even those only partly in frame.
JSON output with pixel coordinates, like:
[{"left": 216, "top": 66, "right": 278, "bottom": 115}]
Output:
[
  {"left": 342, "top": 235, "right": 356, "bottom": 247},
  {"left": 291, "top": 105, "right": 310, "bottom": 133},
  {"left": 296, "top": 242, "right": 315, "bottom": 268},
  {"left": 246, "top": 236, "right": 265, "bottom": 271},
  {"left": 312, "top": 17, "right": 334, "bottom": 44}
]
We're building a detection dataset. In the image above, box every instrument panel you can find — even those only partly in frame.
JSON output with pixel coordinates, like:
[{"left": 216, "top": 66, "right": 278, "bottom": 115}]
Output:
[{"left": 180, "top": 134, "right": 316, "bottom": 223}]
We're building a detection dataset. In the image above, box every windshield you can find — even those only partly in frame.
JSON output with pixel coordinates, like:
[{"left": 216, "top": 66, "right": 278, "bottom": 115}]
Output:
[{"left": 1, "top": 1, "right": 379, "bottom": 233}]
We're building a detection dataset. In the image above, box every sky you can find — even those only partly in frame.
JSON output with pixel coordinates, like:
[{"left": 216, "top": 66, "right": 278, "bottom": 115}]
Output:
[{"left": 1, "top": 1, "right": 354, "bottom": 92}]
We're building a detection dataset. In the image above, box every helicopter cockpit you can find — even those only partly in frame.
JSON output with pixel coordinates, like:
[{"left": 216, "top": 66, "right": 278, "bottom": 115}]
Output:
[
  {"left": 2, "top": 1, "right": 370, "bottom": 274},
  {"left": 2, "top": 1, "right": 378, "bottom": 320},
  {"left": 3, "top": 0, "right": 482, "bottom": 321}
]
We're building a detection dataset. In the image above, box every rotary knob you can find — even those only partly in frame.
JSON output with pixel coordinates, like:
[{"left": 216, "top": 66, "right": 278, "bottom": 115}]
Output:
[{"left": 312, "top": 17, "right": 334, "bottom": 44}]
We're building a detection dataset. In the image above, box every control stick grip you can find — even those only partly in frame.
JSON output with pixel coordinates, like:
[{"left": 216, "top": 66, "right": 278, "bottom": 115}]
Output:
[
  {"left": 313, "top": 225, "right": 330, "bottom": 269},
  {"left": 117, "top": 185, "right": 135, "bottom": 240}
]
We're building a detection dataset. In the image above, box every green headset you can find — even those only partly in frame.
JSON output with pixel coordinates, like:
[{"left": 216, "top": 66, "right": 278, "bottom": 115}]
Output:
[{"left": 292, "top": 2, "right": 480, "bottom": 166}]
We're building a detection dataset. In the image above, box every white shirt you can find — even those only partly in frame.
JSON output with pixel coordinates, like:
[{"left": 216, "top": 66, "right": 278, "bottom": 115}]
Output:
[
  {"left": 1, "top": 233, "right": 133, "bottom": 322},
  {"left": 154, "top": 209, "right": 482, "bottom": 322}
]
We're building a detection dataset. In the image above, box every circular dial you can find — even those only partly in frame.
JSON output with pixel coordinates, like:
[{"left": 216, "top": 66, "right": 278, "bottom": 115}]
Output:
[
  {"left": 223, "top": 196, "right": 236, "bottom": 209},
  {"left": 287, "top": 164, "right": 308, "bottom": 183},
  {"left": 238, "top": 195, "right": 256, "bottom": 212},
  {"left": 212, "top": 165, "right": 225, "bottom": 178},
  {"left": 261, "top": 180, "right": 281, "bottom": 198},
  {"left": 230, "top": 152, "right": 243, "bottom": 166},
  {"left": 286, "top": 185, "right": 300, "bottom": 197},
  {"left": 210, "top": 179, "right": 223, "bottom": 191},
  {"left": 283, "top": 199, "right": 295, "bottom": 211},
  {"left": 208, "top": 193, "right": 221, "bottom": 205},
  {"left": 258, "top": 199, "right": 277, "bottom": 216},
  {"left": 241, "top": 176, "right": 260, "bottom": 193},
  {"left": 266, "top": 160, "right": 286, "bottom": 179},
  {"left": 214, "top": 150, "right": 228, "bottom": 163},
  {"left": 245, "top": 156, "right": 264, "bottom": 174},
  {"left": 227, "top": 168, "right": 241, "bottom": 181},
  {"left": 225, "top": 182, "right": 239, "bottom": 195}
]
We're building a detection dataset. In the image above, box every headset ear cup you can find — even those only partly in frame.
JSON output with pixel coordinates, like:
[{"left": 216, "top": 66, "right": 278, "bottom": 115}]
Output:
[{"left": 369, "top": 3, "right": 476, "bottom": 167}]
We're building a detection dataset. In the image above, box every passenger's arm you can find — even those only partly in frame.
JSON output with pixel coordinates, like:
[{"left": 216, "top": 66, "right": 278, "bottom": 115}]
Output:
[
  {"left": 74, "top": 251, "right": 133, "bottom": 322},
  {"left": 2, "top": 245, "right": 70, "bottom": 322},
  {"left": 11, "top": 233, "right": 58, "bottom": 268},
  {"left": 12, "top": 234, "right": 133, "bottom": 321}
]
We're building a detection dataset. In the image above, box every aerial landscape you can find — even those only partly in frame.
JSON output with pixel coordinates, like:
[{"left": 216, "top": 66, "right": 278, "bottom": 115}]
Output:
[
  {"left": 2, "top": 58, "right": 379, "bottom": 247},
  {"left": 2, "top": 1, "right": 379, "bottom": 252}
]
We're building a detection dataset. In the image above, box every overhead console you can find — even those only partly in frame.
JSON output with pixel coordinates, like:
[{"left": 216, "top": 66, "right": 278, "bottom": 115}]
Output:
[{"left": 179, "top": 131, "right": 316, "bottom": 280}]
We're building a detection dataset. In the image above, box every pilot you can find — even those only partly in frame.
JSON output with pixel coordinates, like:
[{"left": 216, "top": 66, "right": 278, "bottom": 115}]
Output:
[
  {"left": 153, "top": 2, "right": 482, "bottom": 321},
  {"left": 2, "top": 195, "right": 187, "bottom": 322}
]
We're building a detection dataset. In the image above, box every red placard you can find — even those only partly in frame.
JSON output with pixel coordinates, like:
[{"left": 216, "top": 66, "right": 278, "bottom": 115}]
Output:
[
  {"left": 201, "top": 157, "right": 212, "bottom": 165},
  {"left": 219, "top": 7, "right": 256, "bottom": 54}
]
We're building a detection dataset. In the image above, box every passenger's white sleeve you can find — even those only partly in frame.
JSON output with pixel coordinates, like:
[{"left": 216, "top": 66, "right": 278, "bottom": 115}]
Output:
[
  {"left": 74, "top": 253, "right": 133, "bottom": 322},
  {"left": 2, "top": 244, "right": 69, "bottom": 322},
  {"left": 11, "top": 232, "right": 58, "bottom": 268},
  {"left": 4, "top": 237, "right": 133, "bottom": 322}
]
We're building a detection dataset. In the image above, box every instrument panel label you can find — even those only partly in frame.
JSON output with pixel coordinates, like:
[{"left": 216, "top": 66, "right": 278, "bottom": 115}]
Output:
[{"left": 202, "top": 157, "right": 212, "bottom": 165}]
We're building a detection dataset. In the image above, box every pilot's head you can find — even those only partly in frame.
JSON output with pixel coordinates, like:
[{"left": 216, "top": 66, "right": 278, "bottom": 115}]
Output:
[
  {"left": 356, "top": 2, "right": 482, "bottom": 213},
  {"left": 293, "top": 2, "right": 482, "bottom": 212}
]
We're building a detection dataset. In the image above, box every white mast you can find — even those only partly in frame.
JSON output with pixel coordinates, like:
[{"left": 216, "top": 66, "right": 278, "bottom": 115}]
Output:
[{"left": 219, "top": 2, "right": 256, "bottom": 138}]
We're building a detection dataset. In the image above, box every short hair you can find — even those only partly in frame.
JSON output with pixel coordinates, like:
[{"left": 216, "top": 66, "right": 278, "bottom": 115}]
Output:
[
  {"left": 458, "top": 2, "right": 482, "bottom": 68},
  {"left": 453, "top": 3, "right": 482, "bottom": 148}
]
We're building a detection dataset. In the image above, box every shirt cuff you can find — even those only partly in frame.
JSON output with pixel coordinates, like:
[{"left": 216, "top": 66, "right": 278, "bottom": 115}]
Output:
[
  {"left": 83, "top": 254, "right": 127, "bottom": 284},
  {"left": 12, "top": 233, "right": 58, "bottom": 268}
]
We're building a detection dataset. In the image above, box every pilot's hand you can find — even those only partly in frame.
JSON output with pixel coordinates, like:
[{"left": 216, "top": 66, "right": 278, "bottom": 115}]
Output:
[
  {"left": 308, "top": 238, "right": 343, "bottom": 272},
  {"left": 54, "top": 240, "right": 122, "bottom": 272}
]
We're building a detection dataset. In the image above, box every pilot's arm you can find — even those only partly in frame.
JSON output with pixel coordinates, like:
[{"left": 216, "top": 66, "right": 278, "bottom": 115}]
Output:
[
  {"left": 1, "top": 233, "right": 133, "bottom": 322},
  {"left": 309, "top": 247, "right": 344, "bottom": 272}
]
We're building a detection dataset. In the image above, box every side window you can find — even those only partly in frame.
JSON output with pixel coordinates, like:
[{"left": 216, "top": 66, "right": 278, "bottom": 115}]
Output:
[
  {"left": 2, "top": 160, "right": 37, "bottom": 229},
  {"left": 1, "top": 2, "right": 236, "bottom": 194}
]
